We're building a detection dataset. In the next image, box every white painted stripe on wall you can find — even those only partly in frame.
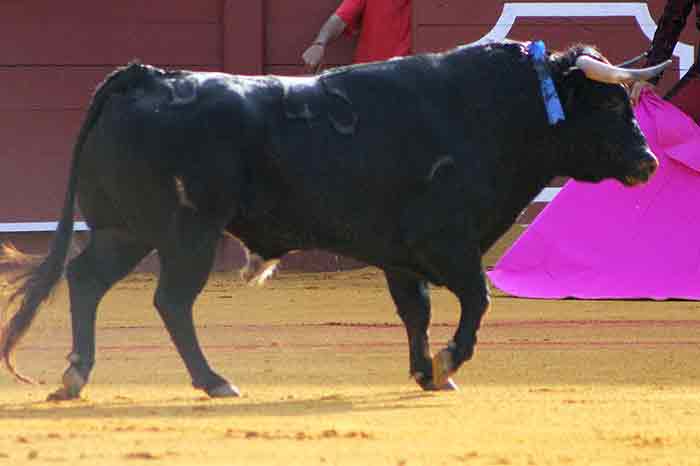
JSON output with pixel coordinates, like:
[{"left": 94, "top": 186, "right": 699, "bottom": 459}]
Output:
[
  {"left": 0, "top": 187, "right": 564, "bottom": 232},
  {"left": 475, "top": 2, "right": 694, "bottom": 77},
  {"left": 0, "top": 222, "right": 89, "bottom": 233}
]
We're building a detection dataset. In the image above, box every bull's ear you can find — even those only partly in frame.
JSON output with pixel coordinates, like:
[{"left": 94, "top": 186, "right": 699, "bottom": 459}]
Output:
[
  {"left": 562, "top": 67, "right": 586, "bottom": 80},
  {"left": 562, "top": 67, "right": 589, "bottom": 89},
  {"left": 560, "top": 68, "right": 587, "bottom": 109}
]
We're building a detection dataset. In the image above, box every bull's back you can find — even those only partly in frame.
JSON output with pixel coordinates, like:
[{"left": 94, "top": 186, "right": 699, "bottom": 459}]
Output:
[{"left": 268, "top": 60, "right": 452, "bottom": 211}]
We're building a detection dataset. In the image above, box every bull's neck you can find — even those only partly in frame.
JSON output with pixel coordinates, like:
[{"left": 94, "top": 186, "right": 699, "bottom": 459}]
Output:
[
  {"left": 510, "top": 170, "right": 554, "bottom": 214},
  {"left": 479, "top": 143, "right": 557, "bottom": 254}
]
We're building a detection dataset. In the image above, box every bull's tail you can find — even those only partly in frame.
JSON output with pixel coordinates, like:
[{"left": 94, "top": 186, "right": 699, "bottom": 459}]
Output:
[{"left": 0, "top": 62, "right": 156, "bottom": 383}]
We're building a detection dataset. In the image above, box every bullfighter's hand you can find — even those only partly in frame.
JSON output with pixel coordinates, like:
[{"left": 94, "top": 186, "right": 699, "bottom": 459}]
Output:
[
  {"left": 629, "top": 81, "right": 654, "bottom": 107},
  {"left": 302, "top": 43, "right": 325, "bottom": 74}
]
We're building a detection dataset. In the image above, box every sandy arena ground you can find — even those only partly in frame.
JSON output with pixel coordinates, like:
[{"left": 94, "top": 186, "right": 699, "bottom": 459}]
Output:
[{"left": 1, "top": 266, "right": 700, "bottom": 465}]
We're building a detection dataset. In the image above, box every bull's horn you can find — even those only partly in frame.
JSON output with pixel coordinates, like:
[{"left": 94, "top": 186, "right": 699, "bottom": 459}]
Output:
[
  {"left": 575, "top": 55, "right": 672, "bottom": 84},
  {"left": 615, "top": 51, "right": 648, "bottom": 68}
]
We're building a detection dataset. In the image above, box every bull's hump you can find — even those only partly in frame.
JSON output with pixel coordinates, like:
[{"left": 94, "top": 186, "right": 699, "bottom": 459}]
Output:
[
  {"left": 162, "top": 72, "right": 268, "bottom": 105},
  {"left": 278, "top": 76, "right": 322, "bottom": 122},
  {"left": 276, "top": 75, "right": 319, "bottom": 92}
]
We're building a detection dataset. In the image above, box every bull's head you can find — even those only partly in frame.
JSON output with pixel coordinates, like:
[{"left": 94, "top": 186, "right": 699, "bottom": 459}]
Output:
[{"left": 552, "top": 47, "right": 670, "bottom": 186}]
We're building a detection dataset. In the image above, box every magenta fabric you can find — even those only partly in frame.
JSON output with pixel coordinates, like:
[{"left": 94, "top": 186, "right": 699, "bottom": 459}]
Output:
[{"left": 487, "top": 89, "right": 700, "bottom": 300}]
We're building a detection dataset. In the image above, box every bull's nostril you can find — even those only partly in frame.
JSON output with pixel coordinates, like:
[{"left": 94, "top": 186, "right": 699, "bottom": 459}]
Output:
[
  {"left": 648, "top": 159, "right": 658, "bottom": 175},
  {"left": 641, "top": 157, "right": 658, "bottom": 176}
]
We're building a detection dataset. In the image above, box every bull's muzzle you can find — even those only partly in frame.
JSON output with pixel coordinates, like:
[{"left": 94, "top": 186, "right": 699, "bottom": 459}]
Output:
[{"left": 624, "top": 153, "right": 658, "bottom": 186}]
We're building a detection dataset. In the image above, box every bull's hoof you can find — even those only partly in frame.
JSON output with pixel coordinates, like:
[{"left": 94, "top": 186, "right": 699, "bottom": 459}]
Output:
[
  {"left": 431, "top": 348, "right": 455, "bottom": 389},
  {"left": 47, "top": 366, "right": 85, "bottom": 401},
  {"left": 415, "top": 375, "right": 459, "bottom": 391},
  {"left": 413, "top": 372, "right": 459, "bottom": 391},
  {"left": 206, "top": 383, "right": 241, "bottom": 398},
  {"left": 46, "top": 387, "right": 81, "bottom": 402},
  {"left": 437, "top": 378, "right": 459, "bottom": 391}
]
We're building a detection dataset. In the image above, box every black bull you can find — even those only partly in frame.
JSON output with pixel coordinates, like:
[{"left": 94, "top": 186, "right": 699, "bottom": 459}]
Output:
[{"left": 1, "top": 41, "right": 665, "bottom": 399}]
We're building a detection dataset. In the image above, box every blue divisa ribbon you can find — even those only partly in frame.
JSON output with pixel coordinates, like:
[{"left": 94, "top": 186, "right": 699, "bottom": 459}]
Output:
[{"left": 527, "top": 40, "right": 565, "bottom": 125}]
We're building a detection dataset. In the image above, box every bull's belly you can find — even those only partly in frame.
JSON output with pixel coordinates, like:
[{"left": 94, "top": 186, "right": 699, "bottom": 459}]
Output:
[{"left": 229, "top": 206, "right": 407, "bottom": 267}]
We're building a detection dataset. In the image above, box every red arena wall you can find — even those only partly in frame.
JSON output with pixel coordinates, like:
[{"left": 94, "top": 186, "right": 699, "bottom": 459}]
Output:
[{"left": 0, "top": 1, "right": 693, "bottom": 270}]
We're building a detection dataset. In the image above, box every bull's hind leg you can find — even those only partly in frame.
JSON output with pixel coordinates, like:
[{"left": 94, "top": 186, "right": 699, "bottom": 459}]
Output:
[
  {"left": 154, "top": 214, "right": 238, "bottom": 398},
  {"left": 384, "top": 271, "right": 457, "bottom": 391},
  {"left": 48, "top": 228, "right": 152, "bottom": 401}
]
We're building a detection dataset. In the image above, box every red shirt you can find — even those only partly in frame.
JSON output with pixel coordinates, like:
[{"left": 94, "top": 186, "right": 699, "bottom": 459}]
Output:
[{"left": 335, "top": 0, "right": 411, "bottom": 64}]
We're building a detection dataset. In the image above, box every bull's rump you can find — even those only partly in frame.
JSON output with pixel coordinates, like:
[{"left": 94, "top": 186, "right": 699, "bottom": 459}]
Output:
[{"left": 75, "top": 71, "right": 265, "bottom": 238}]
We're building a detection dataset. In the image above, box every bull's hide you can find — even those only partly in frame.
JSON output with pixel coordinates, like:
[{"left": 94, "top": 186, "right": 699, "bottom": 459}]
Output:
[
  {"left": 0, "top": 41, "right": 662, "bottom": 400},
  {"left": 281, "top": 74, "right": 358, "bottom": 135}
]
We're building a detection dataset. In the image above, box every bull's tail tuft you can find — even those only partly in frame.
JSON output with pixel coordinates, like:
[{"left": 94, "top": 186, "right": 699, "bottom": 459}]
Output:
[
  {"left": 0, "top": 231, "right": 71, "bottom": 384},
  {"left": 0, "top": 243, "right": 42, "bottom": 267},
  {"left": 239, "top": 251, "right": 279, "bottom": 287},
  {"left": 0, "top": 60, "right": 160, "bottom": 383}
]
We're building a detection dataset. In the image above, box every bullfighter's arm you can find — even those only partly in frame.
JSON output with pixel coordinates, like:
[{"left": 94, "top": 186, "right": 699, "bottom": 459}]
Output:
[{"left": 302, "top": 14, "right": 348, "bottom": 72}]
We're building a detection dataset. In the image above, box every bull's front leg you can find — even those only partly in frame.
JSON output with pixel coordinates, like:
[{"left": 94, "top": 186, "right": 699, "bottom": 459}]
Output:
[
  {"left": 432, "top": 267, "right": 490, "bottom": 388},
  {"left": 384, "top": 271, "right": 458, "bottom": 391},
  {"left": 405, "top": 223, "right": 490, "bottom": 389},
  {"left": 399, "top": 168, "right": 493, "bottom": 389}
]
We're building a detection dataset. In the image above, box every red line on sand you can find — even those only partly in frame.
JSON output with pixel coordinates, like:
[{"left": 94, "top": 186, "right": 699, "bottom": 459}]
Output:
[
  {"left": 23, "top": 340, "right": 700, "bottom": 354},
  {"left": 304, "top": 320, "right": 700, "bottom": 329},
  {"left": 86, "top": 341, "right": 700, "bottom": 353},
  {"left": 484, "top": 319, "right": 700, "bottom": 328},
  {"left": 19, "top": 320, "right": 700, "bottom": 353},
  {"left": 15, "top": 341, "right": 697, "bottom": 354},
  {"left": 102, "top": 319, "right": 700, "bottom": 331}
]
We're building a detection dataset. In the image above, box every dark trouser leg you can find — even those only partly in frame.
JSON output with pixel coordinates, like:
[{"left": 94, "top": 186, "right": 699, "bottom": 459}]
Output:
[
  {"left": 154, "top": 215, "right": 238, "bottom": 397},
  {"left": 49, "top": 229, "right": 152, "bottom": 400},
  {"left": 665, "top": 63, "right": 700, "bottom": 123}
]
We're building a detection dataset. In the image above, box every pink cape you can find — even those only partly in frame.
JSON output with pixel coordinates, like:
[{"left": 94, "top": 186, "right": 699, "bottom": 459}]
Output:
[{"left": 487, "top": 89, "right": 700, "bottom": 300}]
